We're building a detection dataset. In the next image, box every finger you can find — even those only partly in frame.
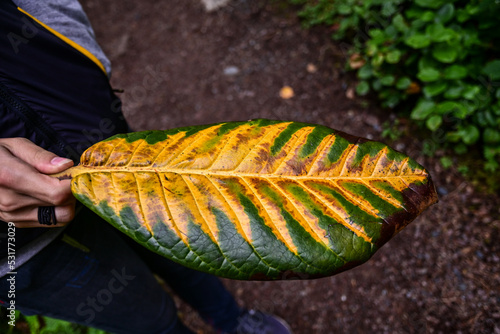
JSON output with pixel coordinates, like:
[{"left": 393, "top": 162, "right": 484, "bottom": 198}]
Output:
[
  {"left": 10, "top": 221, "right": 64, "bottom": 228},
  {"left": 0, "top": 202, "right": 76, "bottom": 227},
  {"left": 0, "top": 189, "right": 74, "bottom": 212},
  {"left": 0, "top": 138, "right": 73, "bottom": 174},
  {"left": 0, "top": 147, "right": 74, "bottom": 204}
]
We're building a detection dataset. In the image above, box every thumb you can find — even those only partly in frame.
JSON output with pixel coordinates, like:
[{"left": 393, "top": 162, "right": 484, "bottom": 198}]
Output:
[
  {"left": 2, "top": 138, "right": 74, "bottom": 174},
  {"left": 47, "top": 156, "right": 75, "bottom": 174}
]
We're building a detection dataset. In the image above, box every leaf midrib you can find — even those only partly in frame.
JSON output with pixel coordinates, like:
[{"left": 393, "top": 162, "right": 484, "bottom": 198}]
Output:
[{"left": 71, "top": 166, "right": 427, "bottom": 181}]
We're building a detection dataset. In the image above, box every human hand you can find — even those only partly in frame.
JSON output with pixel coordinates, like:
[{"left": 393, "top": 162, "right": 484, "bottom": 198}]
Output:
[{"left": 0, "top": 138, "right": 76, "bottom": 227}]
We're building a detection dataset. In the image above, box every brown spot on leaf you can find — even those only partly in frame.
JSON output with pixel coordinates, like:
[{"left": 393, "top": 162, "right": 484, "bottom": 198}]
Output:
[{"left": 378, "top": 176, "right": 438, "bottom": 247}]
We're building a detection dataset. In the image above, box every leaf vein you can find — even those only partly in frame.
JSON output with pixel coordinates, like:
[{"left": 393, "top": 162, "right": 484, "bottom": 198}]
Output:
[
  {"left": 306, "top": 135, "right": 334, "bottom": 176},
  {"left": 151, "top": 133, "right": 184, "bottom": 166},
  {"left": 102, "top": 139, "right": 121, "bottom": 166},
  {"left": 298, "top": 180, "right": 372, "bottom": 243},
  {"left": 339, "top": 139, "right": 360, "bottom": 176},
  {"left": 180, "top": 174, "right": 248, "bottom": 274},
  {"left": 397, "top": 157, "right": 409, "bottom": 176},
  {"left": 167, "top": 126, "right": 220, "bottom": 167},
  {"left": 369, "top": 147, "right": 387, "bottom": 177},
  {"left": 266, "top": 179, "right": 345, "bottom": 263},
  {"left": 205, "top": 176, "right": 277, "bottom": 275},
  {"left": 331, "top": 180, "right": 380, "bottom": 217},
  {"left": 269, "top": 128, "right": 311, "bottom": 175},
  {"left": 358, "top": 179, "right": 404, "bottom": 209},
  {"left": 239, "top": 176, "right": 323, "bottom": 272},
  {"left": 156, "top": 172, "right": 188, "bottom": 242},
  {"left": 229, "top": 125, "right": 280, "bottom": 172},
  {"left": 132, "top": 172, "right": 151, "bottom": 232},
  {"left": 125, "top": 139, "right": 147, "bottom": 166}
]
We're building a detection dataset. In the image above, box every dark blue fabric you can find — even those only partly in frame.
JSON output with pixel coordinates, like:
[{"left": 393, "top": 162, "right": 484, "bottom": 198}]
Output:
[{"left": 0, "top": 1, "right": 129, "bottom": 156}]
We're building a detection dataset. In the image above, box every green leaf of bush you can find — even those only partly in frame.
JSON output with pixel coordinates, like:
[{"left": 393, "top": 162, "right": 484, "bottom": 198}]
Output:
[
  {"left": 392, "top": 14, "right": 408, "bottom": 32},
  {"left": 411, "top": 100, "right": 435, "bottom": 120},
  {"left": 443, "top": 86, "right": 463, "bottom": 99},
  {"left": 436, "top": 3, "right": 455, "bottom": 24},
  {"left": 466, "top": 4, "right": 481, "bottom": 15},
  {"left": 380, "top": 75, "right": 395, "bottom": 86},
  {"left": 415, "top": 0, "right": 446, "bottom": 9},
  {"left": 452, "top": 105, "right": 468, "bottom": 119},
  {"left": 372, "top": 79, "right": 382, "bottom": 91},
  {"left": 386, "top": 50, "right": 402, "bottom": 64},
  {"left": 476, "top": 110, "right": 497, "bottom": 127},
  {"left": 358, "top": 65, "right": 373, "bottom": 79},
  {"left": 396, "top": 77, "right": 412, "bottom": 90},
  {"left": 444, "top": 65, "right": 468, "bottom": 80},
  {"left": 427, "top": 23, "right": 456, "bottom": 42},
  {"left": 420, "top": 11, "right": 435, "bottom": 22},
  {"left": 426, "top": 115, "right": 442, "bottom": 131},
  {"left": 484, "top": 128, "right": 500, "bottom": 144},
  {"left": 459, "top": 124, "right": 480, "bottom": 145},
  {"left": 372, "top": 53, "right": 384, "bottom": 67},
  {"left": 432, "top": 43, "right": 459, "bottom": 63},
  {"left": 356, "top": 81, "right": 370, "bottom": 96},
  {"left": 440, "top": 156, "right": 453, "bottom": 169},
  {"left": 405, "top": 34, "right": 431, "bottom": 49},
  {"left": 384, "top": 25, "right": 399, "bottom": 40},
  {"left": 456, "top": 8, "right": 470, "bottom": 22},
  {"left": 338, "top": 4, "right": 352, "bottom": 15},
  {"left": 381, "top": 2, "right": 398, "bottom": 17},
  {"left": 384, "top": 95, "right": 401, "bottom": 108},
  {"left": 417, "top": 68, "right": 441, "bottom": 82},
  {"left": 405, "top": 7, "right": 424, "bottom": 19},
  {"left": 463, "top": 85, "right": 481, "bottom": 100},
  {"left": 369, "top": 28, "right": 385, "bottom": 41},
  {"left": 418, "top": 56, "right": 439, "bottom": 71},
  {"left": 423, "top": 81, "right": 448, "bottom": 97},
  {"left": 482, "top": 60, "right": 500, "bottom": 81},
  {"left": 462, "top": 28, "right": 480, "bottom": 47},
  {"left": 454, "top": 143, "right": 467, "bottom": 154},
  {"left": 435, "top": 101, "right": 468, "bottom": 119}
]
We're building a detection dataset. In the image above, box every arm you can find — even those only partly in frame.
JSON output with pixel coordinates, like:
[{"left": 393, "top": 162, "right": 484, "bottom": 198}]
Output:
[{"left": 0, "top": 138, "right": 75, "bottom": 227}]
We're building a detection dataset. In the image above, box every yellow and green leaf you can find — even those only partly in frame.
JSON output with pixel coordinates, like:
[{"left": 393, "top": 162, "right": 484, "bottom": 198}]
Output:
[{"left": 65, "top": 119, "right": 438, "bottom": 280}]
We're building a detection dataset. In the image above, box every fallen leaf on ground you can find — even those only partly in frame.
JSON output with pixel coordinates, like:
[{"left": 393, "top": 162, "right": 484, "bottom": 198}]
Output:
[
  {"left": 406, "top": 82, "right": 421, "bottom": 94},
  {"left": 279, "top": 86, "right": 295, "bottom": 99},
  {"left": 307, "top": 63, "right": 318, "bottom": 73},
  {"left": 346, "top": 87, "right": 355, "bottom": 99},
  {"left": 349, "top": 53, "right": 365, "bottom": 69}
]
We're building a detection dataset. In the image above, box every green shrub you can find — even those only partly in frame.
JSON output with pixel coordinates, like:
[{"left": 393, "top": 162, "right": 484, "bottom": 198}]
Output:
[
  {"left": 0, "top": 309, "right": 108, "bottom": 334},
  {"left": 288, "top": 0, "right": 500, "bottom": 170}
]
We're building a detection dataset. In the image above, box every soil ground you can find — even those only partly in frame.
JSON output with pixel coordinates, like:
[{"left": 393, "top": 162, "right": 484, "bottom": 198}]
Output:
[{"left": 81, "top": 1, "right": 500, "bottom": 333}]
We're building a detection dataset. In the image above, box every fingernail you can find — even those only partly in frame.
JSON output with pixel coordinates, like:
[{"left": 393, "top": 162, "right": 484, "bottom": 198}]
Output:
[{"left": 51, "top": 157, "right": 73, "bottom": 166}]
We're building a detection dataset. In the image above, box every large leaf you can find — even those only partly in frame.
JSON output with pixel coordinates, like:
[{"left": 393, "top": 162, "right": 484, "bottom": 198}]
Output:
[{"left": 65, "top": 119, "right": 438, "bottom": 280}]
